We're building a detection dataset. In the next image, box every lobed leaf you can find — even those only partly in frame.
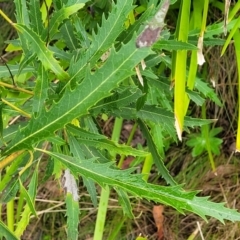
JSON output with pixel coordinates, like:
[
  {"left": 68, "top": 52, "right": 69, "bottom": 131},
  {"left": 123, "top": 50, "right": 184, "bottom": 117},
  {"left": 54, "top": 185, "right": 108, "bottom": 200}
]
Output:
[
  {"left": 15, "top": 24, "right": 69, "bottom": 81},
  {"left": 41, "top": 150, "right": 240, "bottom": 223},
  {"left": 42, "top": 4, "right": 85, "bottom": 41},
  {"left": 2, "top": 39, "right": 152, "bottom": 156},
  {"left": 68, "top": 0, "right": 134, "bottom": 81}
]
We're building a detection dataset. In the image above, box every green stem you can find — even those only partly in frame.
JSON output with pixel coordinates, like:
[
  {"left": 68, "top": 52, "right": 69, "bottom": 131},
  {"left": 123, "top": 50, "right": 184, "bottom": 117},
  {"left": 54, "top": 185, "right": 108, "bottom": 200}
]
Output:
[
  {"left": 7, "top": 199, "right": 14, "bottom": 232},
  {"left": 93, "top": 185, "right": 110, "bottom": 240},
  {"left": 93, "top": 117, "right": 123, "bottom": 240},
  {"left": 142, "top": 153, "right": 153, "bottom": 182},
  {"left": 118, "top": 122, "right": 137, "bottom": 168},
  {"left": 202, "top": 104, "right": 216, "bottom": 172}
]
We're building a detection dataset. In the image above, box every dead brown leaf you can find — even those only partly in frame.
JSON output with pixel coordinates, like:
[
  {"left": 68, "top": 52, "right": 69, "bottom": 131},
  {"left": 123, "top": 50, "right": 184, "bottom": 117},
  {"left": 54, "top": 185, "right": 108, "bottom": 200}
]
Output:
[{"left": 153, "top": 205, "right": 165, "bottom": 240}]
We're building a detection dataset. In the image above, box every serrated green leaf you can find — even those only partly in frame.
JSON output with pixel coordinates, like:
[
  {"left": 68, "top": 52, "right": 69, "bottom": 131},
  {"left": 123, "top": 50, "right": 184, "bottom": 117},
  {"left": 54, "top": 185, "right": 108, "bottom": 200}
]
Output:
[
  {"left": 29, "top": 0, "right": 44, "bottom": 35},
  {"left": 68, "top": 134, "right": 98, "bottom": 206},
  {"left": 60, "top": 20, "right": 79, "bottom": 50},
  {"left": 66, "top": 0, "right": 90, "bottom": 6},
  {"left": 0, "top": 177, "right": 19, "bottom": 203},
  {"left": 66, "top": 194, "right": 80, "bottom": 240},
  {"left": 15, "top": 24, "right": 69, "bottom": 81},
  {"left": 14, "top": 168, "right": 38, "bottom": 237},
  {"left": 118, "top": 3, "right": 155, "bottom": 45},
  {"left": 14, "top": 0, "right": 30, "bottom": 51},
  {"left": 76, "top": 138, "right": 148, "bottom": 157},
  {"left": 19, "top": 179, "right": 37, "bottom": 217},
  {"left": 67, "top": 125, "right": 107, "bottom": 140},
  {"left": 3, "top": 39, "right": 152, "bottom": 156},
  {"left": 68, "top": 0, "right": 134, "bottom": 81},
  {"left": 137, "top": 105, "right": 177, "bottom": 139},
  {"left": 184, "top": 116, "right": 215, "bottom": 128},
  {"left": 186, "top": 89, "right": 205, "bottom": 106},
  {"left": 91, "top": 86, "right": 143, "bottom": 115},
  {"left": 49, "top": 46, "right": 72, "bottom": 61},
  {"left": 14, "top": 0, "right": 29, "bottom": 26},
  {"left": 17, "top": 51, "right": 36, "bottom": 77},
  {"left": 195, "top": 78, "right": 222, "bottom": 106},
  {"left": 138, "top": 119, "right": 176, "bottom": 186},
  {"left": 83, "top": 178, "right": 98, "bottom": 207},
  {"left": 0, "top": 220, "right": 19, "bottom": 240},
  {"left": 40, "top": 150, "right": 240, "bottom": 222},
  {"left": 32, "top": 64, "right": 49, "bottom": 115},
  {"left": 115, "top": 188, "right": 134, "bottom": 218},
  {"left": 42, "top": 4, "right": 85, "bottom": 41},
  {"left": 67, "top": 124, "right": 147, "bottom": 157}
]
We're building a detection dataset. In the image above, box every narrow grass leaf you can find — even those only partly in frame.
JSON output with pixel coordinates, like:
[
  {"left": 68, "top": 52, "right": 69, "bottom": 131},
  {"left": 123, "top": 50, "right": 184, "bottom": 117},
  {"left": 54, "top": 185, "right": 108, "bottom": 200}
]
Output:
[
  {"left": 233, "top": 30, "right": 240, "bottom": 151},
  {"left": 221, "top": 17, "right": 240, "bottom": 56},
  {"left": 0, "top": 65, "right": 34, "bottom": 78},
  {"left": 173, "top": 0, "right": 191, "bottom": 140},
  {"left": 154, "top": 40, "right": 197, "bottom": 51}
]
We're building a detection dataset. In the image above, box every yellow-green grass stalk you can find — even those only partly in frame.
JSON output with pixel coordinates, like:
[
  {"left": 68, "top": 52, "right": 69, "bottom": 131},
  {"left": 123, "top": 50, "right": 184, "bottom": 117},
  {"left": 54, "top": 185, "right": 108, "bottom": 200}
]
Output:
[
  {"left": 184, "top": 0, "right": 209, "bottom": 114},
  {"left": 221, "top": 1, "right": 240, "bottom": 56},
  {"left": 233, "top": 30, "right": 240, "bottom": 151},
  {"left": 142, "top": 153, "right": 153, "bottom": 182},
  {"left": 172, "top": 0, "right": 191, "bottom": 140}
]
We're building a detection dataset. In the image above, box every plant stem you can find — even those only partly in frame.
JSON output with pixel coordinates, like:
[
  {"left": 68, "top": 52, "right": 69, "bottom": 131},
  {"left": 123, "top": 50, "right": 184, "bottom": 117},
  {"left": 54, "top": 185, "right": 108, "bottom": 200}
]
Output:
[
  {"left": 93, "top": 185, "right": 110, "bottom": 240},
  {"left": 1, "top": 99, "right": 31, "bottom": 118},
  {"left": 0, "top": 82, "right": 33, "bottom": 95},
  {"left": 142, "top": 153, "right": 153, "bottom": 182},
  {"left": 202, "top": 103, "right": 216, "bottom": 172},
  {"left": 118, "top": 122, "right": 137, "bottom": 168},
  {"left": 0, "top": 9, "right": 15, "bottom": 27},
  {"left": 93, "top": 117, "right": 123, "bottom": 240}
]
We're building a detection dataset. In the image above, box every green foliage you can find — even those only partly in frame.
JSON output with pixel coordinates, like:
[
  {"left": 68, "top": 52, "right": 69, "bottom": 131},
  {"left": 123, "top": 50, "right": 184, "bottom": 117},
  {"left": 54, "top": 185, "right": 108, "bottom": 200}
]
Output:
[
  {"left": 0, "top": 0, "right": 239, "bottom": 239},
  {"left": 187, "top": 127, "right": 223, "bottom": 157}
]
